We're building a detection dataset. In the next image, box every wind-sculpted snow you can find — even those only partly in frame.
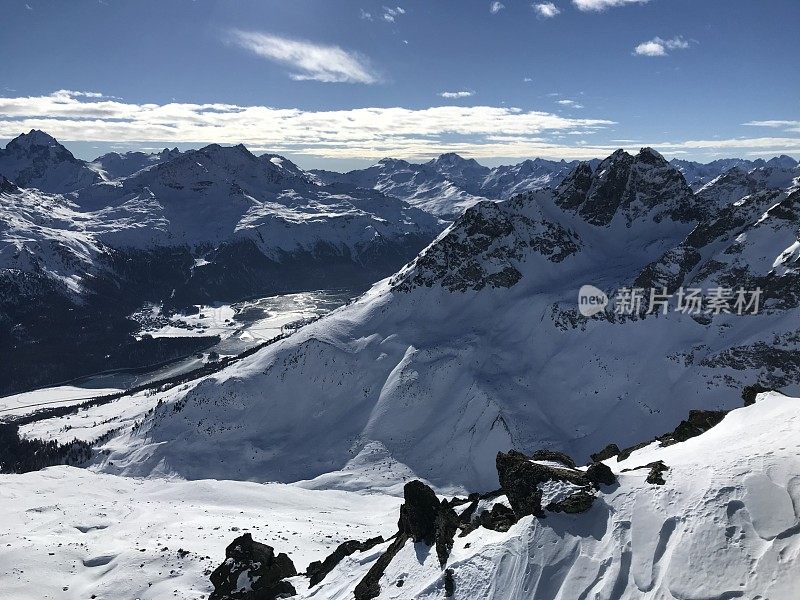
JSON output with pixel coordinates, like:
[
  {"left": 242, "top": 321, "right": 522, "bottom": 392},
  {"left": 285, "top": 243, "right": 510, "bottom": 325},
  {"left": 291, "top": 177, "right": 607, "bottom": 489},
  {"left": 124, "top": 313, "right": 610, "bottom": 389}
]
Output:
[
  {"left": 5, "top": 393, "right": 798, "bottom": 599},
  {"left": 296, "top": 392, "right": 800, "bottom": 600},
  {"left": 82, "top": 148, "right": 800, "bottom": 492}
]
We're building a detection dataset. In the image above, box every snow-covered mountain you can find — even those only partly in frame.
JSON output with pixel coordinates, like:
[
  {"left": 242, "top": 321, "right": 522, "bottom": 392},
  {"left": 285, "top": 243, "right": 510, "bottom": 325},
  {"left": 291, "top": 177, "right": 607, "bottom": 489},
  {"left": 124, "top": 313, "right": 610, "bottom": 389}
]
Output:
[
  {"left": 5, "top": 144, "right": 800, "bottom": 600},
  {"left": 89, "top": 147, "right": 181, "bottom": 179},
  {"left": 671, "top": 154, "right": 799, "bottom": 190},
  {"left": 0, "top": 129, "right": 101, "bottom": 193},
  {"left": 83, "top": 147, "right": 799, "bottom": 493},
  {"left": 312, "top": 154, "right": 596, "bottom": 219},
  {"left": 315, "top": 152, "right": 798, "bottom": 219},
  {"left": 0, "top": 132, "right": 443, "bottom": 394}
]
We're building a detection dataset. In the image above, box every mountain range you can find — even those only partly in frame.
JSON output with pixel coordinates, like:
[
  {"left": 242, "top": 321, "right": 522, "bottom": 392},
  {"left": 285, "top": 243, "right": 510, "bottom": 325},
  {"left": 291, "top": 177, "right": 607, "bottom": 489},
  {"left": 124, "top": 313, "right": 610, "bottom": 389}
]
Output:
[
  {"left": 67, "top": 146, "right": 799, "bottom": 491},
  {"left": 3, "top": 131, "right": 800, "bottom": 599},
  {"left": 2, "top": 129, "right": 797, "bottom": 396},
  {"left": 0, "top": 131, "right": 442, "bottom": 393},
  {"left": 314, "top": 151, "right": 798, "bottom": 218}
]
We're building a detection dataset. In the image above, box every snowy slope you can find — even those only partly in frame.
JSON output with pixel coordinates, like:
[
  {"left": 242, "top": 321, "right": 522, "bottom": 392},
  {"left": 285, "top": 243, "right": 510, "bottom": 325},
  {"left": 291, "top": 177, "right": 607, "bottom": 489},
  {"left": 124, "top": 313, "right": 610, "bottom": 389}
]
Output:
[
  {"left": 0, "top": 467, "right": 401, "bottom": 600},
  {"left": 3, "top": 393, "right": 797, "bottom": 600},
  {"left": 76, "top": 148, "right": 800, "bottom": 492},
  {"left": 300, "top": 391, "right": 800, "bottom": 600}
]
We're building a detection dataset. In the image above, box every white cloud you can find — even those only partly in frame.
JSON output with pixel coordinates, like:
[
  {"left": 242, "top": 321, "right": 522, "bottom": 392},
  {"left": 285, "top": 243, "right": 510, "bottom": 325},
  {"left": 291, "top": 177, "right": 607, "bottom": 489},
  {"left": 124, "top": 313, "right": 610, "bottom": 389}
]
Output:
[
  {"left": 556, "top": 99, "right": 584, "bottom": 108},
  {"left": 53, "top": 90, "right": 105, "bottom": 99},
  {"left": 490, "top": 2, "right": 505, "bottom": 14},
  {"left": 523, "top": 77, "right": 533, "bottom": 83},
  {"left": 573, "top": 0, "right": 649, "bottom": 11},
  {"left": 382, "top": 6, "right": 405, "bottom": 22},
  {"left": 0, "top": 90, "right": 618, "bottom": 160},
  {"left": 534, "top": 3, "right": 561, "bottom": 18},
  {"left": 744, "top": 120, "right": 800, "bottom": 134},
  {"left": 360, "top": 9, "right": 373, "bottom": 20},
  {"left": 439, "top": 91, "right": 474, "bottom": 99},
  {"left": 229, "top": 30, "right": 378, "bottom": 84},
  {"left": 634, "top": 36, "right": 691, "bottom": 57}
]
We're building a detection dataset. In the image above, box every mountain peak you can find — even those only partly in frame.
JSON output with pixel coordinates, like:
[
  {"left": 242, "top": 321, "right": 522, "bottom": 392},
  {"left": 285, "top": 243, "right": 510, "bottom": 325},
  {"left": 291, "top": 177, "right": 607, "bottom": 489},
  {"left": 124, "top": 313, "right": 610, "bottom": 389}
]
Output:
[
  {"left": 0, "top": 129, "right": 101, "bottom": 192},
  {"left": 430, "top": 152, "right": 479, "bottom": 166},
  {"left": 637, "top": 147, "right": 667, "bottom": 164},
  {"left": 9, "top": 129, "right": 62, "bottom": 149},
  {"left": 765, "top": 154, "right": 798, "bottom": 169}
]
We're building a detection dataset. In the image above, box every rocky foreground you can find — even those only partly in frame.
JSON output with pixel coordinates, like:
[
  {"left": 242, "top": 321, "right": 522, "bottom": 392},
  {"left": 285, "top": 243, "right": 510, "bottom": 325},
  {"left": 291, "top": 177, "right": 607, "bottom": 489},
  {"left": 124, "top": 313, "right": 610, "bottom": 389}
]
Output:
[{"left": 205, "top": 388, "right": 798, "bottom": 600}]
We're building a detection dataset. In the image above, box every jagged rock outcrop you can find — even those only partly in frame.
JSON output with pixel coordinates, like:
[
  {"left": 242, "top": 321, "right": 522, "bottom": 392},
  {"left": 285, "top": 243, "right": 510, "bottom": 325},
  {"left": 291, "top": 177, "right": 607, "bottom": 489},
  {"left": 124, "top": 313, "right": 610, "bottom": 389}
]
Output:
[
  {"left": 306, "top": 536, "right": 384, "bottom": 587},
  {"left": 742, "top": 384, "right": 774, "bottom": 407},
  {"left": 496, "top": 450, "right": 595, "bottom": 517},
  {"left": 398, "top": 480, "right": 441, "bottom": 544},
  {"left": 585, "top": 462, "right": 616, "bottom": 487},
  {"left": 556, "top": 148, "right": 697, "bottom": 226},
  {"left": 209, "top": 534, "right": 296, "bottom": 600},
  {"left": 622, "top": 461, "right": 670, "bottom": 485},
  {"left": 434, "top": 500, "right": 460, "bottom": 567},
  {"left": 659, "top": 410, "right": 727, "bottom": 445},
  {"left": 393, "top": 197, "right": 580, "bottom": 292},
  {"left": 590, "top": 443, "right": 621, "bottom": 462}
]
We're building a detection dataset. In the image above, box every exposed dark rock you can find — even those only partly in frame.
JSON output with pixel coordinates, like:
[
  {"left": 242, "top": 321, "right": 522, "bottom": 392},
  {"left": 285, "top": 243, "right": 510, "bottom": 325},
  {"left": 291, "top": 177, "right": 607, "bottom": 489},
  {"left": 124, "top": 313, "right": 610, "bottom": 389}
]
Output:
[
  {"left": 444, "top": 568, "right": 456, "bottom": 597},
  {"left": 646, "top": 461, "right": 669, "bottom": 485},
  {"left": 353, "top": 534, "right": 408, "bottom": 600},
  {"left": 478, "top": 503, "right": 517, "bottom": 532},
  {"left": 546, "top": 490, "right": 596, "bottom": 514},
  {"left": 585, "top": 462, "right": 616, "bottom": 487},
  {"left": 529, "top": 449, "right": 577, "bottom": 468},
  {"left": 590, "top": 443, "right": 621, "bottom": 462},
  {"left": 554, "top": 162, "right": 594, "bottom": 210},
  {"left": 209, "top": 533, "right": 296, "bottom": 600},
  {"left": 398, "top": 480, "right": 441, "bottom": 545},
  {"left": 306, "top": 536, "right": 384, "bottom": 587},
  {"left": 621, "top": 461, "right": 669, "bottom": 486},
  {"left": 742, "top": 384, "right": 774, "bottom": 407},
  {"left": 392, "top": 197, "right": 580, "bottom": 293},
  {"left": 617, "top": 441, "right": 651, "bottom": 462},
  {"left": 659, "top": 410, "right": 727, "bottom": 445},
  {"left": 496, "top": 450, "right": 593, "bottom": 517},
  {"left": 435, "top": 500, "right": 460, "bottom": 567},
  {"left": 457, "top": 497, "right": 480, "bottom": 525}
]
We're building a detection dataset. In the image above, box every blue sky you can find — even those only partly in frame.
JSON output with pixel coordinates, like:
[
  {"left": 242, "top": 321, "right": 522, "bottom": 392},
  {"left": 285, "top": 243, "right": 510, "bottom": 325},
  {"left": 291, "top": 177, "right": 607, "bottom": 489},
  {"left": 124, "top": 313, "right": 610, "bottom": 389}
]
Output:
[{"left": 1, "top": 0, "right": 798, "bottom": 169}]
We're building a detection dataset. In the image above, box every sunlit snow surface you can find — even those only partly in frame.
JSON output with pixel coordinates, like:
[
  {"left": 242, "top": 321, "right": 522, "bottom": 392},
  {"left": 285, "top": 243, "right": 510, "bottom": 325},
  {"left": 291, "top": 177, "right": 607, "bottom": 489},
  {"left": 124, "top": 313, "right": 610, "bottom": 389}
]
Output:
[
  {"left": 0, "top": 386, "right": 122, "bottom": 418},
  {"left": 1, "top": 392, "right": 798, "bottom": 599}
]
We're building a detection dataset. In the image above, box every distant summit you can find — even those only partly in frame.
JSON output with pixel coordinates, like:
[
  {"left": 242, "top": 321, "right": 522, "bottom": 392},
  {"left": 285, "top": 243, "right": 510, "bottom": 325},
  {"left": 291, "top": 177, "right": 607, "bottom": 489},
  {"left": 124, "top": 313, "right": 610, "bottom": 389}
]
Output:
[{"left": 0, "top": 129, "right": 100, "bottom": 192}]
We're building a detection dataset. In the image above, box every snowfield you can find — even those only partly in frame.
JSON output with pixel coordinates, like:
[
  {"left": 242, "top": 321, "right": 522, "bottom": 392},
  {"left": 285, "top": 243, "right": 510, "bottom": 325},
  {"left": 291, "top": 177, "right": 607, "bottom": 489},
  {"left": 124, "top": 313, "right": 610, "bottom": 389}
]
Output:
[
  {"left": 0, "top": 469, "right": 401, "bottom": 600},
  {"left": 1, "top": 392, "right": 798, "bottom": 599}
]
